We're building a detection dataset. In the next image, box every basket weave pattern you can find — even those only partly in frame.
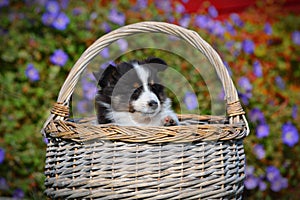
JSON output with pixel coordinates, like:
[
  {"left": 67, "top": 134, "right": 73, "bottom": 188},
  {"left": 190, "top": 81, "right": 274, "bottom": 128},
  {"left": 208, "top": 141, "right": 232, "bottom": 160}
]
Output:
[{"left": 42, "top": 21, "right": 249, "bottom": 199}]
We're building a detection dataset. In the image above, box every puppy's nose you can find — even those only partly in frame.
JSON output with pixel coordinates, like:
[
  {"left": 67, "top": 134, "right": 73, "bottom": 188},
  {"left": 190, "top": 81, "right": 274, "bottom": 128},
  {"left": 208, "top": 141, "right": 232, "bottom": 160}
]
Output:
[{"left": 148, "top": 100, "right": 158, "bottom": 109}]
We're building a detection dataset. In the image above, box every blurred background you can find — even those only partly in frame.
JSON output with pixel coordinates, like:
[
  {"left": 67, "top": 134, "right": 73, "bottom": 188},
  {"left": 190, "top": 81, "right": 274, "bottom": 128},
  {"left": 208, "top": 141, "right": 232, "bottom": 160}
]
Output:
[{"left": 0, "top": 0, "right": 299, "bottom": 199}]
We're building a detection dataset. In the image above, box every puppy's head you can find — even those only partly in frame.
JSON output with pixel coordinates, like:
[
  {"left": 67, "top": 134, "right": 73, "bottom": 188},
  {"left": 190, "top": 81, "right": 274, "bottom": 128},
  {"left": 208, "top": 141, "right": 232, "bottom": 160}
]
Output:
[{"left": 96, "top": 57, "right": 168, "bottom": 117}]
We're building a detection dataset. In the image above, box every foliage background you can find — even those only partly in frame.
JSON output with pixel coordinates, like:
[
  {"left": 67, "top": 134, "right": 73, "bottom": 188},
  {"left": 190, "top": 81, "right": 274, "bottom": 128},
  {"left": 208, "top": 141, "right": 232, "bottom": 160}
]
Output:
[{"left": 0, "top": 0, "right": 299, "bottom": 199}]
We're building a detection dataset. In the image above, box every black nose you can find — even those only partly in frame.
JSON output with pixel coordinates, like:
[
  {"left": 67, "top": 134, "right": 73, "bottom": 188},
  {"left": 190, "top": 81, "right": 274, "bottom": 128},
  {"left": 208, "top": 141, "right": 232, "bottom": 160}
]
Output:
[{"left": 148, "top": 100, "right": 158, "bottom": 109}]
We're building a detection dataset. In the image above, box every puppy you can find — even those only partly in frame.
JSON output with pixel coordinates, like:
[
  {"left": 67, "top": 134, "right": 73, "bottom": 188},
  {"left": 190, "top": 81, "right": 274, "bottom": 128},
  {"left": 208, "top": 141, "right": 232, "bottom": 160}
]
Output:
[{"left": 94, "top": 57, "right": 179, "bottom": 126}]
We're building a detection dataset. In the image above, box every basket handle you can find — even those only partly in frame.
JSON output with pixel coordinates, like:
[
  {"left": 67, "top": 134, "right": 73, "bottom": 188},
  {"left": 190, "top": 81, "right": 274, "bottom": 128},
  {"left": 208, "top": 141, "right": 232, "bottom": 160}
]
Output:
[{"left": 42, "top": 21, "right": 249, "bottom": 134}]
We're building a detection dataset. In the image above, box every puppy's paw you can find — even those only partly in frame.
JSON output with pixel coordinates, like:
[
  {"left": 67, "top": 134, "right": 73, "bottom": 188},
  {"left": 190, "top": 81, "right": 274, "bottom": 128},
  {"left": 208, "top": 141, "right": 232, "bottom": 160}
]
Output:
[{"left": 163, "top": 115, "right": 179, "bottom": 126}]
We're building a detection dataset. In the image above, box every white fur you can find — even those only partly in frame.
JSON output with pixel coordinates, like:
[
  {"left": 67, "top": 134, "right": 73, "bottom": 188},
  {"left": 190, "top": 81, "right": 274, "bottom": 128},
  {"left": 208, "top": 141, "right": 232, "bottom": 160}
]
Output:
[{"left": 104, "top": 98, "right": 178, "bottom": 126}]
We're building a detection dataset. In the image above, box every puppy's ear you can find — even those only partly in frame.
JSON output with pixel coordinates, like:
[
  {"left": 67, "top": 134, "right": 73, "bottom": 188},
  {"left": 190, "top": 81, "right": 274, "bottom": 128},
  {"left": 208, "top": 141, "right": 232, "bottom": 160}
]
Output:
[
  {"left": 97, "top": 65, "right": 117, "bottom": 88},
  {"left": 144, "top": 57, "right": 168, "bottom": 71}
]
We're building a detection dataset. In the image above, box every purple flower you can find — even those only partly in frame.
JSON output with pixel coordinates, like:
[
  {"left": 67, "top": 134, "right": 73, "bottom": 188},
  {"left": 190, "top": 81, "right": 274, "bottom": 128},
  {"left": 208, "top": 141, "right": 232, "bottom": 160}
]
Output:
[
  {"left": 275, "top": 76, "right": 285, "bottom": 89},
  {"left": 136, "top": 0, "right": 148, "bottom": 9},
  {"left": 270, "top": 176, "right": 288, "bottom": 192},
  {"left": 253, "top": 60, "right": 262, "bottom": 77},
  {"left": 242, "top": 39, "right": 255, "bottom": 54},
  {"left": 60, "top": 0, "right": 69, "bottom": 9},
  {"left": 230, "top": 13, "right": 244, "bottom": 27},
  {"left": 13, "top": 188, "right": 24, "bottom": 199},
  {"left": 42, "top": 12, "right": 56, "bottom": 26},
  {"left": 77, "top": 100, "right": 88, "bottom": 114},
  {"left": 155, "top": 0, "right": 171, "bottom": 12},
  {"left": 292, "top": 30, "right": 300, "bottom": 45},
  {"left": 0, "top": 0, "right": 9, "bottom": 7},
  {"left": 238, "top": 77, "right": 252, "bottom": 91},
  {"left": 43, "top": 137, "right": 49, "bottom": 144},
  {"left": 50, "top": 49, "right": 68, "bottom": 67},
  {"left": 101, "top": 22, "right": 111, "bottom": 33},
  {"left": 117, "top": 39, "right": 128, "bottom": 52},
  {"left": 0, "top": 177, "right": 8, "bottom": 190},
  {"left": 25, "top": 63, "right": 40, "bottom": 82},
  {"left": 52, "top": 12, "right": 70, "bottom": 30},
  {"left": 82, "top": 81, "right": 97, "bottom": 100},
  {"left": 239, "top": 91, "right": 252, "bottom": 105},
  {"left": 184, "top": 92, "right": 198, "bottom": 110},
  {"left": 0, "top": 148, "right": 5, "bottom": 164},
  {"left": 264, "top": 23, "right": 272, "bottom": 35},
  {"left": 253, "top": 144, "right": 265, "bottom": 159},
  {"left": 245, "top": 175, "right": 259, "bottom": 190},
  {"left": 245, "top": 165, "right": 255, "bottom": 176},
  {"left": 72, "top": 7, "right": 83, "bottom": 16},
  {"left": 224, "top": 21, "right": 236, "bottom": 35},
  {"left": 266, "top": 166, "right": 280, "bottom": 182},
  {"left": 45, "top": 0, "right": 60, "bottom": 14},
  {"left": 292, "top": 105, "right": 297, "bottom": 119},
  {"left": 208, "top": 5, "right": 218, "bottom": 18},
  {"left": 258, "top": 179, "right": 267, "bottom": 191},
  {"left": 175, "top": 3, "right": 185, "bottom": 13},
  {"left": 195, "top": 15, "right": 210, "bottom": 29},
  {"left": 108, "top": 9, "right": 125, "bottom": 26},
  {"left": 282, "top": 122, "right": 299, "bottom": 147},
  {"left": 256, "top": 123, "right": 270, "bottom": 138},
  {"left": 211, "top": 21, "right": 225, "bottom": 37},
  {"left": 179, "top": 14, "right": 190, "bottom": 28},
  {"left": 100, "top": 47, "right": 110, "bottom": 58},
  {"left": 249, "top": 108, "right": 265, "bottom": 124}
]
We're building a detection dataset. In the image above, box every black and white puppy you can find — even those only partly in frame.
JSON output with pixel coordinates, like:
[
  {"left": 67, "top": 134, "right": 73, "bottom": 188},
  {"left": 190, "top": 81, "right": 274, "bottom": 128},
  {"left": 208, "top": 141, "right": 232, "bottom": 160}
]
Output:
[{"left": 94, "top": 57, "right": 179, "bottom": 126}]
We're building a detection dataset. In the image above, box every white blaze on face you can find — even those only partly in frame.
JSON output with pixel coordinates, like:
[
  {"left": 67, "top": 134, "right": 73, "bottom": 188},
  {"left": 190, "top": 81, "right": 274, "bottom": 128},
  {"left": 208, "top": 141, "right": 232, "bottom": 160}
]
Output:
[{"left": 132, "top": 63, "right": 161, "bottom": 115}]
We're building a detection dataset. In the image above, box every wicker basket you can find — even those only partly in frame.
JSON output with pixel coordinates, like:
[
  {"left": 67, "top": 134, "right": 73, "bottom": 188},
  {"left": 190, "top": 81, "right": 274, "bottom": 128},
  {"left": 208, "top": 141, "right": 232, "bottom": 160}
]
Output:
[{"left": 42, "top": 21, "right": 249, "bottom": 199}]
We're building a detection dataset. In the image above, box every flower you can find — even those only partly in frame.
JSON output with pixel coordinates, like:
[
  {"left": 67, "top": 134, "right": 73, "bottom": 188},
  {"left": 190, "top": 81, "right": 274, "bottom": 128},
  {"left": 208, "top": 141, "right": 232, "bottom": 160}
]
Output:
[
  {"left": 264, "top": 22, "right": 272, "bottom": 35},
  {"left": 258, "top": 179, "right": 267, "bottom": 191},
  {"left": 238, "top": 77, "right": 252, "bottom": 91},
  {"left": 292, "top": 105, "right": 297, "bottom": 119},
  {"left": 179, "top": 14, "right": 190, "bottom": 28},
  {"left": 282, "top": 122, "right": 299, "bottom": 147},
  {"left": 25, "top": 63, "right": 40, "bottom": 82},
  {"left": 224, "top": 21, "right": 236, "bottom": 35},
  {"left": 253, "top": 144, "right": 265, "bottom": 159},
  {"left": 0, "top": 0, "right": 9, "bottom": 7},
  {"left": 0, "top": 177, "right": 8, "bottom": 190},
  {"left": 155, "top": 0, "right": 172, "bottom": 12},
  {"left": 117, "top": 39, "right": 128, "bottom": 52},
  {"left": 50, "top": 49, "right": 68, "bottom": 67},
  {"left": 183, "top": 92, "right": 198, "bottom": 110},
  {"left": 230, "top": 13, "right": 243, "bottom": 27},
  {"left": 43, "top": 137, "right": 49, "bottom": 144},
  {"left": 208, "top": 5, "right": 218, "bottom": 18},
  {"left": 195, "top": 15, "right": 210, "bottom": 30},
  {"left": 249, "top": 108, "right": 265, "bottom": 124},
  {"left": 13, "top": 188, "right": 24, "bottom": 199},
  {"left": 41, "top": 12, "right": 56, "bottom": 26},
  {"left": 266, "top": 166, "right": 280, "bottom": 182},
  {"left": 270, "top": 176, "right": 288, "bottom": 192},
  {"left": 76, "top": 100, "right": 88, "bottom": 114},
  {"left": 45, "top": 0, "right": 60, "bottom": 14},
  {"left": 292, "top": 30, "right": 300, "bottom": 45},
  {"left": 82, "top": 81, "right": 97, "bottom": 100},
  {"left": 100, "top": 47, "right": 110, "bottom": 59},
  {"left": 245, "top": 175, "right": 259, "bottom": 190},
  {"left": 175, "top": 3, "right": 185, "bottom": 13},
  {"left": 275, "top": 76, "right": 285, "bottom": 89},
  {"left": 136, "top": 0, "right": 148, "bottom": 9},
  {"left": 0, "top": 148, "right": 5, "bottom": 164},
  {"left": 108, "top": 9, "right": 125, "bottom": 26},
  {"left": 242, "top": 39, "right": 255, "bottom": 54},
  {"left": 101, "top": 22, "right": 111, "bottom": 33},
  {"left": 253, "top": 60, "right": 262, "bottom": 77},
  {"left": 256, "top": 123, "right": 270, "bottom": 138},
  {"left": 52, "top": 12, "right": 70, "bottom": 30}
]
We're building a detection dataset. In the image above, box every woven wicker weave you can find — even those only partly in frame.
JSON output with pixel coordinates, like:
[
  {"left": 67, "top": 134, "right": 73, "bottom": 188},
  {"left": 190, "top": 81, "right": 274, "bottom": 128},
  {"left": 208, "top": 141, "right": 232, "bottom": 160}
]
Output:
[{"left": 42, "top": 21, "right": 249, "bottom": 199}]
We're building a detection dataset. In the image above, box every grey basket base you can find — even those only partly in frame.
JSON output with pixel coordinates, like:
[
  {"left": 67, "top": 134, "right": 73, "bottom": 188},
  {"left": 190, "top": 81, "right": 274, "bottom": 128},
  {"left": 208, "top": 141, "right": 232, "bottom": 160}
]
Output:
[{"left": 44, "top": 138, "right": 245, "bottom": 199}]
